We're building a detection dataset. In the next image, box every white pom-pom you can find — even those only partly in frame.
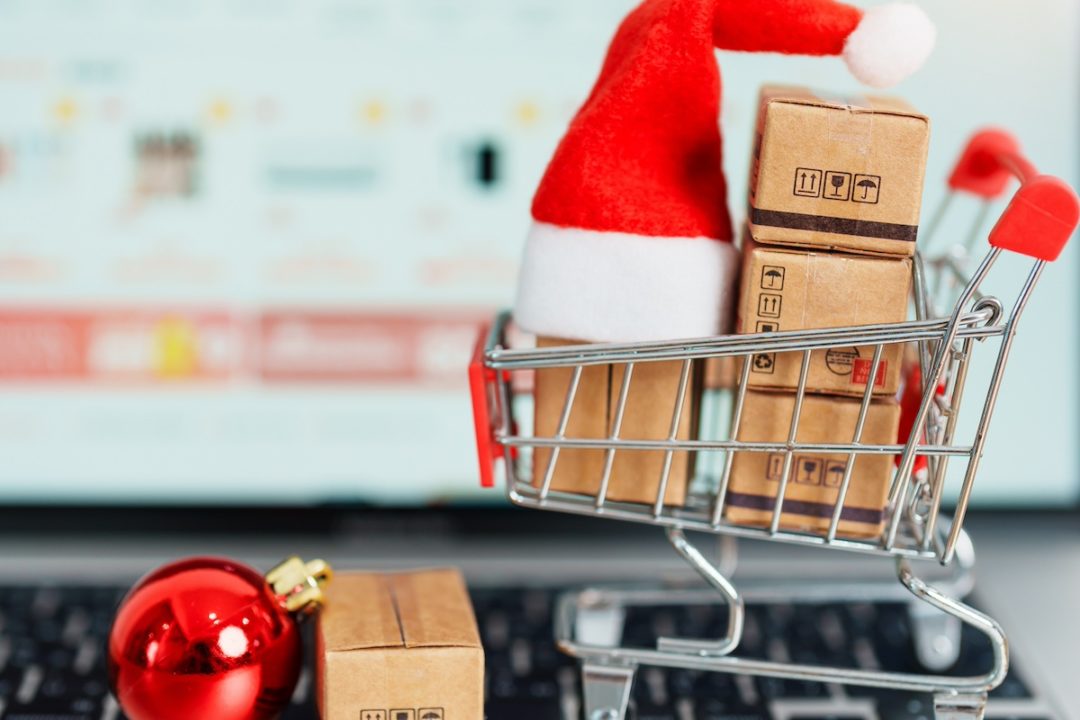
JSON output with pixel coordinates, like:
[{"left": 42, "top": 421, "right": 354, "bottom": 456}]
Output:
[{"left": 843, "top": 3, "right": 936, "bottom": 88}]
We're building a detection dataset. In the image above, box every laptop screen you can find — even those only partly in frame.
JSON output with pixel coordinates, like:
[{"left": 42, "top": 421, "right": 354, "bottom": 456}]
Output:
[{"left": 0, "top": 1, "right": 1076, "bottom": 507}]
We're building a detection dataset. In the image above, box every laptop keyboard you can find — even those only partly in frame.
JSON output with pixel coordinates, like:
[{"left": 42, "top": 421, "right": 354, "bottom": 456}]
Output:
[{"left": 0, "top": 584, "right": 1054, "bottom": 719}]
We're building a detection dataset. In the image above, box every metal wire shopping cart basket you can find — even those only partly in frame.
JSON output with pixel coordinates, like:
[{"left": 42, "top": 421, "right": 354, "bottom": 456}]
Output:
[{"left": 469, "top": 129, "right": 1080, "bottom": 720}]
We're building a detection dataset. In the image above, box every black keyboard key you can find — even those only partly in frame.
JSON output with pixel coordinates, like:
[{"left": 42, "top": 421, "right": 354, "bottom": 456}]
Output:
[
  {"left": 846, "top": 684, "right": 920, "bottom": 701},
  {"left": 486, "top": 697, "right": 562, "bottom": 720},
  {"left": 736, "top": 608, "right": 765, "bottom": 658},
  {"left": 488, "top": 666, "right": 520, "bottom": 700},
  {"left": 678, "top": 605, "right": 719, "bottom": 638},
  {"left": 667, "top": 669, "right": 698, "bottom": 698},
  {"left": 694, "top": 697, "right": 769, "bottom": 720},
  {"left": 79, "top": 678, "right": 108, "bottom": 698},
  {"left": 872, "top": 691, "right": 936, "bottom": 720},
  {"left": 31, "top": 588, "right": 63, "bottom": 620},
  {"left": 632, "top": 701, "right": 678, "bottom": 720},
  {"left": 11, "top": 638, "right": 42, "bottom": 669},
  {"left": 756, "top": 676, "right": 828, "bottom": 699},
  {"left": 693, "top": 669, "right": 736, "bottom": 698},
  {"left": 69, "top": 695, "right": 100, "bottom": 714},
  {"left": 40, "top": 671, "right": 72, "bottom": 698},
  {"left": 636, "top": 667, "right": 669, "bottom": 705},
  {"left": 991, "top": 668, "right": 1033, "bottom": 699},
  {"left": 871, "top": 604, "right": 918, "bottom": 673},
  {"left": 90, "top": 610, "right": 116, "bottom": 636},
  {"left": 520, "top": 589, "right": 553, "bottom": 628},
  {"left": 482, "top": 610, "right": 511, "bottom": 650},
  {"left": 44, "top": 646, "right": 74, "bottom": 670},
  {"left": 281, "top": 706, "right": 314, "bottom": 720},
  {"left": 521, "top": 677, "right": 559, "bottom": 701},
  {"left": 530, "top": 640, "right": 568, "bottom": 674}
]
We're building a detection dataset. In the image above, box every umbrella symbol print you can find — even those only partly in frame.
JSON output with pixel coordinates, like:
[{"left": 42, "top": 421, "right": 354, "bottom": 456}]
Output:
[
  {"left": 761, "top": 265, "right": 785, "bottom": 290},
  {"left": 853, "top": 174, "right": 881, "bottom": 203},
  {"left": 826, "top": 463, "right": 846, "bottom": 487}
]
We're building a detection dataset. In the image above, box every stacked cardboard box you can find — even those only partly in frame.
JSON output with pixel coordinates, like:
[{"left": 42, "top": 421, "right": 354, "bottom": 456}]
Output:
[
  {"left": 727, "top": 86, "right": 929, "bottom": 538},
  {"left": 533, "top": 337, "right": 701, "bottom": 506}
]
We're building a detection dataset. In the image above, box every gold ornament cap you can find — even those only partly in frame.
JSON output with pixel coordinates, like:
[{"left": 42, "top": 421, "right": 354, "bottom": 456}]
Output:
[{"left": 265, "top": 556, "right": 333, "bottom": 615}]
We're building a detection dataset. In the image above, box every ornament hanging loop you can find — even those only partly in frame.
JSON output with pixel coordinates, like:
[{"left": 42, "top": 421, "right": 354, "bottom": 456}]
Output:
[{"left": 266, "top": 556, "right": 334, "bottom": 614}]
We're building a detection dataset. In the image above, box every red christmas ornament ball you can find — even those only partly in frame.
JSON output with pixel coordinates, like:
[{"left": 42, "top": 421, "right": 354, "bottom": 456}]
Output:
[{"left": 107, "top": 556, "right": 329, "bottom": 720}]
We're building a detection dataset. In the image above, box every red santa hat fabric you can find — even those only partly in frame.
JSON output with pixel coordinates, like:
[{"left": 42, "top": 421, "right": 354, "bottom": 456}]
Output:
[{"left": 515, "top": 0, "right": 934, "bottom": 343}]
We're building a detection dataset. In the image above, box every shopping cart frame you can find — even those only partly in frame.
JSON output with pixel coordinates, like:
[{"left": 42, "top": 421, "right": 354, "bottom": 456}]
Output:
[{"left": 469, "top": 129, "right": 1079, "bottom": 720}]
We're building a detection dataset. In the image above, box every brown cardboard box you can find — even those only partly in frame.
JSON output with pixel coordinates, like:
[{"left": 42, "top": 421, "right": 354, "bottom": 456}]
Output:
[
  {"left": 726, "top": 390, "right": 901, "bottom": 538},
  {"left": 533, "top": 336, "right": 609, "bottom": 497},
  {"left": 737, "top": 233, "right": 911, "bottom": 396},
  {"left": 316, "top": 569, "right": 484, "bottom": 720},
  {"left": 534, "top": 336, "right": 699, "bottom": 506},
  {"left": 704, "top": 356, "right": 738, "bottom": 389},
  {"left": 747, "top": 85, "right": 930, "bottom": 257}
]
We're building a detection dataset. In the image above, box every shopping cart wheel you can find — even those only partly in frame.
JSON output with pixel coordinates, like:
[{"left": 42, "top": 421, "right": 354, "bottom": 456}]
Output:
[
  {"left": 933, "top": 691, "right": 988, "bottom": 720},
  {"left": 910, "top": 597, "right": 963, "bottom": 671}
]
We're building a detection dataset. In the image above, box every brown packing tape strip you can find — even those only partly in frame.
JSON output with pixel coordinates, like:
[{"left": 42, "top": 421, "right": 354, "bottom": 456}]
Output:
[
  {"left": 810, "top": 89, "right": 871, "bottom": 110},
  {"left": 386, "top": 570, "right": 482, "bottom": 649},
  {"left": 726, "top": 491, "right": 885, "bottom": 525},
  {"left": 750, "top": 207, "right": 919, "bottom": 243}
]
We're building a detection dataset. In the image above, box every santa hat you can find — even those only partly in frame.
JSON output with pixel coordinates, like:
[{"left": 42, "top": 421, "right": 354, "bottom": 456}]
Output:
[{"left": 515, "top": 0, "right": 935, "bottom": 343}]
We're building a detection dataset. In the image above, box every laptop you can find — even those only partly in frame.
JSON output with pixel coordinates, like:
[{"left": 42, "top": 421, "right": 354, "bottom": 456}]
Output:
[
  {"left": 0, "top": 1, "right": 1077, "bottom": 719},
  {"left": 0, "top": 506, "right": 1076, "bottom": 719}
]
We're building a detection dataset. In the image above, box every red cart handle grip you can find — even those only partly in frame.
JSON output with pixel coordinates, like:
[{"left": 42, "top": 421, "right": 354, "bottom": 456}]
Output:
[
  {"left": 468, "top": 324, "right": 501, "bottom": 488},
  {"left": 948, "top": 129, "right": 1025, "bottom": 199},
  {"left": 950, "top": 129, "right": 1079, "bottom": 262}
]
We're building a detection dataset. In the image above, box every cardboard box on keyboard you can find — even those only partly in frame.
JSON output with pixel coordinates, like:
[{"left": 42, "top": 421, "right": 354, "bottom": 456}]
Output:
[{"left": 316, "top": 568, "right": 484, "bottom": 720}]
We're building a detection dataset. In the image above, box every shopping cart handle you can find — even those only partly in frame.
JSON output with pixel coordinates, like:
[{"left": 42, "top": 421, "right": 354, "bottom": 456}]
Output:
[
  {"left": 949, "top": 129, "right": 1079, "bottom": 261},
  {"left": 948, "top": 129, "right": 1024, "bottom": 200},
  {"left": 988, "top": 174, "right": 1079, "bottom": 262},
  {"left": 468, "top": 324, "right": 502, "bottom": 488}
]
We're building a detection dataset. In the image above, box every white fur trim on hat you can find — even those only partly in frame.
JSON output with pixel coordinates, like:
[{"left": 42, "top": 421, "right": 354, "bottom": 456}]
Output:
[
  {"left": 843, "top": 3, "right": 936, "bottom": 88},
  {"left": 514, "top": 222, "right": 739, "bottom": 343}
]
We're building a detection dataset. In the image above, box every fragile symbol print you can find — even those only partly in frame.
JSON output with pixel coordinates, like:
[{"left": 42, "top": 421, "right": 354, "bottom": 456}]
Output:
[
  {"left": 824, "top": 171, "right": 852, "bottom": 201},
  {"left": 795, "top": 457, "right": 823, "bottom": 485}
]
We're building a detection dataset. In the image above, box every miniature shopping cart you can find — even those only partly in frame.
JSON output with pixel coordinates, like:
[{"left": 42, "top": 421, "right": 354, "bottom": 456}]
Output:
[{"left": 469, "top": 129, "right": 1080, "bottom": 720}]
